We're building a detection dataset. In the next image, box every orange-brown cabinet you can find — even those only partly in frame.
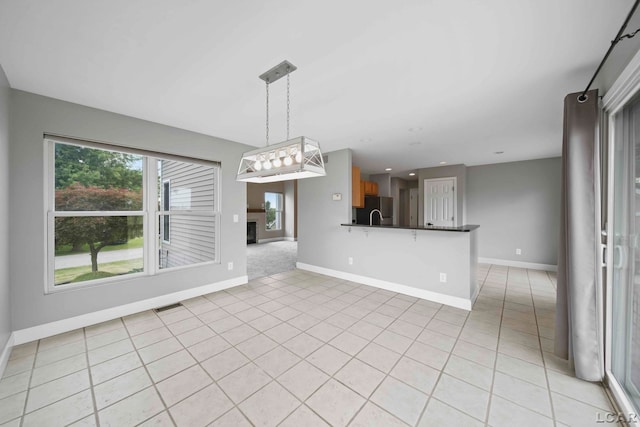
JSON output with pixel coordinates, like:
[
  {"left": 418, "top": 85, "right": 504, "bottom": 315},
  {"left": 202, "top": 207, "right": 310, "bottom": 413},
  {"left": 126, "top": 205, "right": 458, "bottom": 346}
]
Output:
[{"left": 352, "top": 166, "right": 364, "bottom": 207}]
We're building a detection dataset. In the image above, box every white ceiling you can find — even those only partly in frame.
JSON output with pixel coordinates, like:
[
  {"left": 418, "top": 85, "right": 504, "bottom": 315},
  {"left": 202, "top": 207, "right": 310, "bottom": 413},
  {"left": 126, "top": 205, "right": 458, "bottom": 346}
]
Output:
[{"left": 0, "top": 0, "right": 636, "bottom": 176}]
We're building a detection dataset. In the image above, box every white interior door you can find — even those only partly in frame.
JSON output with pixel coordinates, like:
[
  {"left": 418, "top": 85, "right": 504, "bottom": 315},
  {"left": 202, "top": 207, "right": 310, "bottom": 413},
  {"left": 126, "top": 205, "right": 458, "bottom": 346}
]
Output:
[
  {"left": 409, "top": 188, "right": 418, "bottom": 227},
  {"left": 424, "top": 177, "right": 456, "bottom": 227}
]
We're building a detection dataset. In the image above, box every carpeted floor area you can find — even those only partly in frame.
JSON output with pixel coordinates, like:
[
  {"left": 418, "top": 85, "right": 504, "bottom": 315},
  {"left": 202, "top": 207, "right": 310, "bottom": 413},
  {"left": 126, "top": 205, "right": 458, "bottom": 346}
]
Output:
[{"left": 247, "top": 240, "right": 298, "bottom": 280}]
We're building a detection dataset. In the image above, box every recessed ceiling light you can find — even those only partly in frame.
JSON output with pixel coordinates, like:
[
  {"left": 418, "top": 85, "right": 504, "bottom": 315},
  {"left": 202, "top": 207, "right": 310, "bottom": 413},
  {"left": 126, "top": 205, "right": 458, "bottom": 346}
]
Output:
[
  {"left": 385, "top": 168, "right": 392, "bottom": 171},
  {"left": 409, "top": 172, "right": 416, "bottom": 176},
  {"left": 494, "top": 151, "right": 504, "bottom": 154},
  {"left": 439, "top": 161, "right": 447, "bottom": 165}
]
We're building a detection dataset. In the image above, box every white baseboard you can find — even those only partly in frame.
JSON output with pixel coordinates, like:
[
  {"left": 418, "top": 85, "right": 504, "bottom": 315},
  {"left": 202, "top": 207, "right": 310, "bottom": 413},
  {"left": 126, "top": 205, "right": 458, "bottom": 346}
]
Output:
[
  {"left": 257, "top": 237, "right": 285, "bottom": 244},
  {"left": 283, "top": 237, "right": 297, "bottom": 242},
  {"left": 478, "top": 257, "right": 557, "bottom": 272},
  {"left": 296, "top": 262, "right": 472, "bottom": 311},
  {"left": 0, "top": 333, "right": 15, "bottom": 379},
  {"left": 12, "top": 276, "right": 248, "bottom": 346}
]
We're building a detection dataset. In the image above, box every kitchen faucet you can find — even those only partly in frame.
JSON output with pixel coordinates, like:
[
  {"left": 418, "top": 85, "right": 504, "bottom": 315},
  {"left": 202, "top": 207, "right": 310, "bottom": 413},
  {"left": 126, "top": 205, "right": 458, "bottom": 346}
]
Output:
[{"left": 370, "top": 209, "right": 383, "bottom": 226}]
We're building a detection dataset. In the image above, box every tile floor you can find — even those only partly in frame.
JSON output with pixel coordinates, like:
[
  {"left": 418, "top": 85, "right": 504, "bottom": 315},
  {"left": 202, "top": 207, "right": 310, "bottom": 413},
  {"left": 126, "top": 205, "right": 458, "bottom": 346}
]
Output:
[{"left": 0, "top": 265, "right": 619, "bottom": 426}]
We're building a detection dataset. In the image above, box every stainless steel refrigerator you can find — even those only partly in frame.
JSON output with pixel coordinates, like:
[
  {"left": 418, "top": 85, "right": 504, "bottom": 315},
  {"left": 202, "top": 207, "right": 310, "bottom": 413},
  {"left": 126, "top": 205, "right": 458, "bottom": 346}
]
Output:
[{"left": 356, "top": 196, "right": 394, "bottom": 225}]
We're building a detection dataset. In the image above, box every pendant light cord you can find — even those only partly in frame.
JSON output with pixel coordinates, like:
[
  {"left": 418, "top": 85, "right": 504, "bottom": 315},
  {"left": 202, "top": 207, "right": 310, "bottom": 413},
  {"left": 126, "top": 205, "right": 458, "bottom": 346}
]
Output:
[
  {"left": 266, "top": 80, "right": 270, "bottom": 146},
  {"left": 286, "top": 68, "right": 291, "bottom": 141}
]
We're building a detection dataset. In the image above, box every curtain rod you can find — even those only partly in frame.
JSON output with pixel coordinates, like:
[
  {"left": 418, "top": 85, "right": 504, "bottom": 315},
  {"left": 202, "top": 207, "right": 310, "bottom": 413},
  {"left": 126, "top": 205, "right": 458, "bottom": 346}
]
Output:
[{"left": 579, "top": 0, "right": 640, "bottom": 102}]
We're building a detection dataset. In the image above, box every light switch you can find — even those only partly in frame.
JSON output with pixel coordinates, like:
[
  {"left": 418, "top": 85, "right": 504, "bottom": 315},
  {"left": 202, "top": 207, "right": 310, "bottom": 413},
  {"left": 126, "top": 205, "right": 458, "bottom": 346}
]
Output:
[{"left": 233, "top": 214, "right": 239, "bottom": 223}]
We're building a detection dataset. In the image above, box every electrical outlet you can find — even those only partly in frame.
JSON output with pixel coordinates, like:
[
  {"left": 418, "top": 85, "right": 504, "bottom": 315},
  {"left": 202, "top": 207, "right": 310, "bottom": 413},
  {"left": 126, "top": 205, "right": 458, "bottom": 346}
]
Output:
[
  {"left": 516, "top": 248, "right": 522, "bottom": 255},
  {"left": 439, "top": 273, "right": 447, "bottom": 283},
  {"left": 348, "top": 257, "right": 353, "bottom": 265},
  {"left": 233, "top": 214, "right": 239, "bottom": 223},
  {"left": 227, "top": 262, "right": 234, "bottom": 270}
]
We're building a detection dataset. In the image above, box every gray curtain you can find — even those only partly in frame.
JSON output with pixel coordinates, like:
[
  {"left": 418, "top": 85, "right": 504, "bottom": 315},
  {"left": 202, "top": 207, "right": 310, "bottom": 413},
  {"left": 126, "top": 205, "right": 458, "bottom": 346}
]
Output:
[{"left": 555, "top": 89, "right": 604, "bottom": 381}]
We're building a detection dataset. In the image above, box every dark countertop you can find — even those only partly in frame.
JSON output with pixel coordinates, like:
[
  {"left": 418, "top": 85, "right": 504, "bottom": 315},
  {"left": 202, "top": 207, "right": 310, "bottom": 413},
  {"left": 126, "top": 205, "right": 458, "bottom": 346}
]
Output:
[{"left": 340, "top": 223, "right": 480, "bottom": 232}]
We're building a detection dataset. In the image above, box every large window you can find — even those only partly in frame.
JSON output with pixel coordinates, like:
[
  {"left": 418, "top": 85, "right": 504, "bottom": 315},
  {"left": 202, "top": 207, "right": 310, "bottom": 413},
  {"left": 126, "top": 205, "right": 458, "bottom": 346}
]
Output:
[
  {"left": 46, "top": 136, "right": 220, "bottom": 291},
  {"left": 264, "top": 192, "right": 283, "bottom": 231}
]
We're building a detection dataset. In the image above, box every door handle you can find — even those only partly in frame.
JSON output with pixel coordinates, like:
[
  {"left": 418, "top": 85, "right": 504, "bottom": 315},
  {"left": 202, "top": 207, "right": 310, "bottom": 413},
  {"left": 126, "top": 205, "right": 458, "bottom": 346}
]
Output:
[{"left": 614, "top": 245, "right": 625, "bottom": 269}]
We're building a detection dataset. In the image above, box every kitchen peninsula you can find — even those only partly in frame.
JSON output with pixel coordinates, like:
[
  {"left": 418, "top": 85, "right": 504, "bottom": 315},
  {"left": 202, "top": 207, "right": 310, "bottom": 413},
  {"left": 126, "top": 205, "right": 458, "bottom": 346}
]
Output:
[{"left": 328, "top": 223, "right": 479, "bottom": 310}]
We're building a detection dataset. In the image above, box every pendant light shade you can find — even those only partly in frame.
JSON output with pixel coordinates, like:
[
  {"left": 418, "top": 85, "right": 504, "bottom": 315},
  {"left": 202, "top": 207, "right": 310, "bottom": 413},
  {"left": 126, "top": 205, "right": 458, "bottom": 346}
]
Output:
[
  {"left": 236, "top": 136, "right": 325, "bottom": 183},
  {"left": 236, "top": 61, "right": 326, "bottom": 183}
]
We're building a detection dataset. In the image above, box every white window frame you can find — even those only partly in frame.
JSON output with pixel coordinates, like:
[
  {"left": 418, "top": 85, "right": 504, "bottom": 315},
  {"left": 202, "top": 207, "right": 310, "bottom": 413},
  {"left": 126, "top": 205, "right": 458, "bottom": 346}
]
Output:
[
  {"left": 44, "top": 135, "right": 221, "bottom": 293},
  {"left": 264, "top": 192, "right": 283, "bottom": 231}
]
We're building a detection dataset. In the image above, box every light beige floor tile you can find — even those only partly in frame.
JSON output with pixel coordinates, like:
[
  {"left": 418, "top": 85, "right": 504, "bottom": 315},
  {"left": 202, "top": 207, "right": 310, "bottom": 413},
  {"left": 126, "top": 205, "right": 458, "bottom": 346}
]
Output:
[
  {"left": 217, "top": 363, "right": 271, "bottom": 404},
  {"left": 2, "top": 354, "right": 35, "bottom": 378},
  {"left": 390, "top": 356, "right": 440, "bottom": 395},
  {"left": 552, "top": 392, "right": 614, "bottom": 427},
  {"left": 329, "top": 331, "right": 369, "bottom": 356},
  {"left": 371, "top": 376, "right": 428, "bottom": 425},
  {"left": 492, "top": 371, "right": 551, "bottom": 416},
  {"left": 254, "top": 346, "right": 300, "bottom": 378},
  {"left": 138, "top": 337, "right": 183, "bottom": 364},
  {"left": 219, "top": 324, "right": 259, "bottom": 346},
  {"left": 305, "top": 322, "right": 342, "bottom": 343},
  {"left": 279, "top": 404, "right": 329, "bottom": 427},
  {"left": 356, "top": 342, "right": 402, "bottom": 373},
  {"left": 38, "top": 329, "right": 84, "bottom": 352},
  {"left": 453, "top": 339, "right": 496, "bottom": 368},
  {"left": 158, "top": 307, "right": 194, "bottom": 326},
  {"left": 432, "top": 374, "right": 490, "bottom": 421},
  {"left": 0, "top": 371, "right": 30, "bottom": 400},
  {"left": 374, "top": 330, "right": 413, "bottom": 354},
  {"left": 248, "top": 314, "right": 282, "bottom": 332},
  {"left": 0, "top": 391, "right": 26, "bottom": 424},
  {"left": 277, "top": 360, "right": 329, "bottom": 401},
  {"left": 263, "top": 322, "right": 301, "bottom": 343},
  {"left": 386, "top": 319, "right": 423, "bottom": 340},
  {"left": 209, "top": 316, "right": 243, "bottom": 334},
  {"left": 405, "top": 341, "right": 449, "bottom": 371},
  {"left": 349, "top": 402, "right": 409, "bottom": 427},
  {"left": 458, "top": 329, "right": 498, "bottom": 350},
  {"left": 496, "top": 352, "right": 547, "bottom": 388},
  {"left": 122, "top": 310, "right": 157, "bottom": 326},
  {"left": 307, "top": 379, "right": 365, "bottom": 426},
  {"left": 87, "top": 339, "right": 134, "bottom": 366},
  {"left": 444, "top": 355, "right": 494, "bottom": 391},
  {"left": 22, "top": 390, "right": 93, "bottom": 427},
  {"left": 138, "top": 411, "right": 174, "bottom": 426},
  {"left": 235, "top": 333, "right": 278, "bottom": 360},
  {"left": 86, "top": 328, "right": 129, "bottom": 351},
  {"left": 156, "top": 365, "right": 212, "bottom": 407},
  {"left": 197, "top": 308, "right": 229, "bottom": 324},
  {"left": 35, "top": 340, "right": 85, "bottom": 368},
  {"left": 234, "top": 307, "right": 267, "bottom": 323},
  {"left": 200, "top": 347, "right": 249, "bottom": 380},
  {"left": 147, "top": 349, "right": 196, "bottom": 383},
  {"left": 26, "top": 369, "right": 90, "bottom": 413},
  {"left": 283, "top": 333, "right": 324, "bottom": 359},
  {"left": 325, "top": 313, "right": 359, "bottom": 329},
  {"left": 426, "top": 319, "right": 462, "bottom": 338},
  {"left": 98, "top": 387, "right": 164, "bottom": 427},
  {"left": 126, "top": 317, "right": 164, "bottom": 336},
  {"left": 176, "top": 325, "right": 216, "bottom": 348},
  {"left": 363, "top": 312, "right": 395, "bottom": 328},
  {"left": 334, "top": 358, "right": 385, "bottom": 398},
  {"left": 8, "top": 342, "right": 37, "bottom": 361},
  {"left": 488, "top": 395, "right": 554, "bottom": 427},
  {"left": 90, "top": 351, "right": 141, "bottom": 385},
  {"left": 68, "top": 414, "right": 97, "bottom": 426},
  {"left": 238, "top": 381, "right": 300, "bottom": 427},
  {"left": 287, "top": 313, "right": 321, "bottom": 331},
  {"left": 169, "top": 383, "right": 233, "bottom": 427},
  {"left": 166, "top": 316, "right": 203, "bottom": 336},
  {"left": 131, "top": 327, "right": 172, "bottom": 349},
  {"left": 347, "top": 320, "right": 383, "bottom": 341},
  {"left": 187, "top": 335, "right": 231, "bottom": 362},
  {"left": 209, "top": 408, "right": 251, "bottom": 426},
  {"left": 307, "top": 345, "right": 350, "bottom": 376},
  {"left": 93, "top": 366, "right": 151, "bottom": 410},
  {"left": 546, "top": 370, "right": 611, "bottom": 410}
]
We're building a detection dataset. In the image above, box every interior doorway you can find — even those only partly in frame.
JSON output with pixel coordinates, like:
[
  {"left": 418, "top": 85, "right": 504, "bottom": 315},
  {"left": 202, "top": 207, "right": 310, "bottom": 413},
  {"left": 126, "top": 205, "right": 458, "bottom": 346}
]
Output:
[{"left": 424, "top": 177, "right": 456, "bottom": 227}]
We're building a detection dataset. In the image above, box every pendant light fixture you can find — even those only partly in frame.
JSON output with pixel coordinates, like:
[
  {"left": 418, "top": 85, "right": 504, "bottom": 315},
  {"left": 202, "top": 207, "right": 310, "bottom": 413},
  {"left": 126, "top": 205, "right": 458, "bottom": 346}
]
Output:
[{"left": 236, "top": 60, "right": 326, "bottom": 183}]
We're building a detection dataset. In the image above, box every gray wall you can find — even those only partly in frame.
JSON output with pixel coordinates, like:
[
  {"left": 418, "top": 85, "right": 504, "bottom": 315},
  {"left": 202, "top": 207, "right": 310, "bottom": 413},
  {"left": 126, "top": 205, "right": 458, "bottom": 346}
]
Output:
[
  {"left": 284, "top": 180, "right": 297, "bottom": 240},
  {"left": 369, "top": 173, "right": 391, "bottom": 197},
  {"left": 10, "top": 90, "right": 252, "bottom": 330},
  {"left": 418, "top": 164, "right": 466, "bottom": 226},
  {"left": 466, "top": 157, "right": 561, "bottom": 265},
  {"left": 0, "top": 65, "right": 11, "bottom": 349},
  {"left": 298, "top": 149, "right": 353, "bottom": 266}
]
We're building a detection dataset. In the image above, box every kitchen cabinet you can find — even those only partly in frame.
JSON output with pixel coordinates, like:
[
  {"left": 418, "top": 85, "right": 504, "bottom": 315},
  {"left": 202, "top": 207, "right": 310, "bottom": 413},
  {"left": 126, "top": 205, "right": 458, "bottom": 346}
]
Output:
[
  {"left": 363, "top": 180, "right": 378, "bottom": 196},
  {"left": 352, "top": 166, "right": 364, "bottom": 207}
]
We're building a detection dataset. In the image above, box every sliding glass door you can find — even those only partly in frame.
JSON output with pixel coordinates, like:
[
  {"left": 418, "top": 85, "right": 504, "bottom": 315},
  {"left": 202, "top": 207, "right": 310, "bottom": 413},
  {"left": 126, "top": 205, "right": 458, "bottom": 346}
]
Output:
[{"left": 608, "top": 98, "right": 640, "bottom": 415}]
